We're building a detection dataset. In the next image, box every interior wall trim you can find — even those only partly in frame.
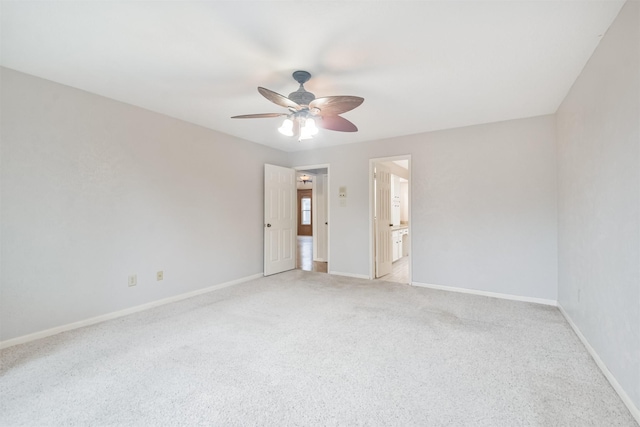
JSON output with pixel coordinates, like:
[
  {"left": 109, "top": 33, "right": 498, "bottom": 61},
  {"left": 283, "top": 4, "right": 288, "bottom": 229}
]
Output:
[
  {"left": 411, "top": 281, "right": 557, "bottom": 306},
  {"left": 0, "top": 273, "right": 263, "bottom": 350},
  {"left": 558, "top": 304, "right": 640, "bottom": 425}
]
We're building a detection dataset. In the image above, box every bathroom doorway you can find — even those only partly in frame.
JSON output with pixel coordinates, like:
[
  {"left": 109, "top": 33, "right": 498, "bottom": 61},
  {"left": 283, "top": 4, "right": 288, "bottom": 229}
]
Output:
[{"left": 370, "top": 156, "right": 411, "bottom": 284}]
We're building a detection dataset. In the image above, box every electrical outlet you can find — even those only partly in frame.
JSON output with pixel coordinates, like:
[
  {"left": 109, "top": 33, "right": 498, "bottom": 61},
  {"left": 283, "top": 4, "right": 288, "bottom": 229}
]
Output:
[
  {"left": 156, "top": 271, "right": 163, "bottom": 281},
  {"left": 128, "top": 274, "right": 137, "bottom": 287}
]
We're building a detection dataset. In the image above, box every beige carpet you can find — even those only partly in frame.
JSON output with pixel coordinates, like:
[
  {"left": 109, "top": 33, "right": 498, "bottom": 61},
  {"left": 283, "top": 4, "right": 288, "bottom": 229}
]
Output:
[{"left": 1, "top": 270, "right": 636, "bottom": 426}]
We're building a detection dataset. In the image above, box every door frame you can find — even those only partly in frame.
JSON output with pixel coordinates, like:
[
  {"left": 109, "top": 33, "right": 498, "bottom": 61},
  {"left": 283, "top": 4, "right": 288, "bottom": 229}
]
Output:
[
  {"left": 369, "top": 155, "right": 412, "bottom": 282},
  {"left": 294, "top": 163, "right": 331, "bottom": 271}
]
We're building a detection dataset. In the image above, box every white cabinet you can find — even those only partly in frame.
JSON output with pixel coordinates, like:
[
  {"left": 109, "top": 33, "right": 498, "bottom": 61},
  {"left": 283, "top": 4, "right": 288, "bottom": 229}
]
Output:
[
  {"left": 400, "top": 228, "right": 409, "bottom": 256},
  {"left": 392, "top": 228, "right": 409, "bottom": 262},
  {"left": 400, "top": 228, "right": 409, "bottom": 257},
  {"left": 392, "top": 230, "right": 400, "bottom": 262}
]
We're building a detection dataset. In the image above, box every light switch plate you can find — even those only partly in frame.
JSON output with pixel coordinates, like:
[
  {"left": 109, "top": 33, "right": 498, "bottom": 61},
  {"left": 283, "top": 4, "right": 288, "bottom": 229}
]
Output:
[{"left": 339, "top": 186, "right": 347, "bottom": 198}]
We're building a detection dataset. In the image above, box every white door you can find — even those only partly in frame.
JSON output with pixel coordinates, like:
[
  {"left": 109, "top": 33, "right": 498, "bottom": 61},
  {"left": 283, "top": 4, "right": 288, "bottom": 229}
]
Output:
[
  {"left": 391, "top": 174, "right": 401, "bottom": 226},
  {"left": 264, "top": 164, "right": 296, "bottom": 276},
  {"left": 375, "top": 164, "right": 392, "bottom": 277}
]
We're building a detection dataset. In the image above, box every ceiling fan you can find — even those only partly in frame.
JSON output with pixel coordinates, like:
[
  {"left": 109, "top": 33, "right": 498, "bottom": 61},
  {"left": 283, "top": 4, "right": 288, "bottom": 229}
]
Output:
[
  {"left": 299, "top": 174, "right": 312, "bottom": 184},
  {"left": 231, "top": 70, "right": 364, "bottom": 141}
]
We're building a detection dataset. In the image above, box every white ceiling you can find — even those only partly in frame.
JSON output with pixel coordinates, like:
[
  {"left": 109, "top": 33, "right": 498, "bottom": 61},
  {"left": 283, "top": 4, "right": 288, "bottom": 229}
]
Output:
[{"left": 1, "top": 1, "right": 625, "bottom": 152}]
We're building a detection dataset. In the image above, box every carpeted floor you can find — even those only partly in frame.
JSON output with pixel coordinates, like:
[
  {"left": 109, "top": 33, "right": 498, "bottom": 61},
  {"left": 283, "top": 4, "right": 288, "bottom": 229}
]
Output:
[{"left": 1, "top": 270, "right": 636, "bottom": 426}]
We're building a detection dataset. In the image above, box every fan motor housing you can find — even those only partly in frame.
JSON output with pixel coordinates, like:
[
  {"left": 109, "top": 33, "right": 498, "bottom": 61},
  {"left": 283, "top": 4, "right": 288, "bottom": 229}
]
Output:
[{"left": 289, "top": 88, "right": 315, "bottom": 106}]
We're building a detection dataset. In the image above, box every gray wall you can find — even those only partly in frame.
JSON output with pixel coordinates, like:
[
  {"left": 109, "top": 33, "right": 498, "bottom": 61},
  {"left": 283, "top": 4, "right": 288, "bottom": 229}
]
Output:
[
  {"left": 0, "top": 68, "right": 284, "bottom": 341},
  {"left": 556, "top": 0, "right": 640, "bottom": 410},
  {"left": 289, "top": 115, "right": 559, "bottom": 301}
]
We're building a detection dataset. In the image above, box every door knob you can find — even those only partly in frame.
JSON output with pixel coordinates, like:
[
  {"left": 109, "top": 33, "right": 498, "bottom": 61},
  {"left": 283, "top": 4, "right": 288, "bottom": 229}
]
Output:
[
  {"left": 266, "top": 224, "right": 272, "bottom": 227},
  {"left": 389, "top": 224, "right": 393, "bottom": 227}
]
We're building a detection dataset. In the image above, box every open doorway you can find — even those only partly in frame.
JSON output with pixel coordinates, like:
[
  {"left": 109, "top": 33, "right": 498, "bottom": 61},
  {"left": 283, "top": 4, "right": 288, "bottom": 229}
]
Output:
[
  {"left": 295, "top": 165, "right": 329, "bottom": 273},
  {"left": 370, "top": 156, "right": 411, "bottom": 284}
]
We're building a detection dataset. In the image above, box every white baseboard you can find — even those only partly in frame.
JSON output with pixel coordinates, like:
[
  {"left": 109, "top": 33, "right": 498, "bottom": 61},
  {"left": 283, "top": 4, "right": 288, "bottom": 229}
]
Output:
[
  {"left": 411, "top": 281, "right": 557, "bottom": 306},
  {"left": 558, "top": 304, "right": 640, "bottom": 424},
  {"left": 0, "top": 273, "right": 263, "bottom": 350},
  {"left": 329, "top": 271, "right": 370, "bottom": 280}
]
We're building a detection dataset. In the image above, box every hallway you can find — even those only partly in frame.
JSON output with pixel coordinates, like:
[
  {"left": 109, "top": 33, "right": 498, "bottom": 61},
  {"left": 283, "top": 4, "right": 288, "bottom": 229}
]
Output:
[{"left": 297, "top": 236, "right": 327, "bottom": 273}]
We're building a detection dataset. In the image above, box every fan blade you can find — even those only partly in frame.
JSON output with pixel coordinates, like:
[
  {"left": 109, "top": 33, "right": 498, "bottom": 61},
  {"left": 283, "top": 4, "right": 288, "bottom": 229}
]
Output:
[
  {"left": 258, "top": 87, "right": 301, "bottom": 110},
  {"left": 319, "top": 115, "right": 358, "bottom": 132},
  {"left": 309, "top": 96, "right": 364, "bottom": 116},
  {"left": 231, "top": 113, "right": 287, "bottom": 119}
]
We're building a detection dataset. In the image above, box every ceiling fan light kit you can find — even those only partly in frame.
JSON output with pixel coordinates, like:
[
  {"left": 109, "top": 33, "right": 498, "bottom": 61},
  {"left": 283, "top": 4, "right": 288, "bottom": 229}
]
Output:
[
  {"left": 278, "top": 115, "right": 318, "bottom": 139},
  {"left": 278, "top": 118, "right": 294, "bottom": 136},
  {"left": 232, "top": 70, "right": 364, "bottom": 142}
]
